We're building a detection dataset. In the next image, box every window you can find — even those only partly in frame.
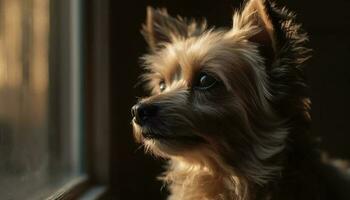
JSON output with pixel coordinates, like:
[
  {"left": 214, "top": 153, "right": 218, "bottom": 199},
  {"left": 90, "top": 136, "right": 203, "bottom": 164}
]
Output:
[{"left": 0, "top": 0, "right": 109, "bottom": 199}]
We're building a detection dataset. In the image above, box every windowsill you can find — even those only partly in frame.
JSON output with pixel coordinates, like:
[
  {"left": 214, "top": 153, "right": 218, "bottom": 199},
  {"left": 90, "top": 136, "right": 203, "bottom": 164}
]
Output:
[
  {"left": 78, "top": 185, "right": 108, "bottom": 200},
  {"left": 46, "top": 175, "right": 108, "bottom": 200}
]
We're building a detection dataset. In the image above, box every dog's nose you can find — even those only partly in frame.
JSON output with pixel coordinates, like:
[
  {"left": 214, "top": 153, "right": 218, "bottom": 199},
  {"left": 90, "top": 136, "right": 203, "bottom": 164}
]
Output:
[{"left": 131, "top": 103, "right": 158, "bottom": 125}]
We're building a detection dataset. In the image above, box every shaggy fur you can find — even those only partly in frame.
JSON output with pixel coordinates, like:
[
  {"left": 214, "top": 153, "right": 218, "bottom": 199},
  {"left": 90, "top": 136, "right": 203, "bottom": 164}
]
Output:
[{"left": 132, "top": 0, "right": 350, "bottom": 199}]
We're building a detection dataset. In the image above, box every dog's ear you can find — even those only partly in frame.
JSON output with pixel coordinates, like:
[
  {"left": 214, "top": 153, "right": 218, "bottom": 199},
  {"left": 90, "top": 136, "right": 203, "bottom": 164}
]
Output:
[
  {"left": 233, "top": 0, "right": 277, "bottom": 64},
  {"left": 141, "top": 7, "right": 188, "bottom": 51}
]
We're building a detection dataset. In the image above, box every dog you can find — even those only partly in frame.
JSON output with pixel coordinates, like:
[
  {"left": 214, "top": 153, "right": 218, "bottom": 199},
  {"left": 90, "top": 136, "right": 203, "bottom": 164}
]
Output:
[{"left": 131, "top": 0, "right": 350, "bottom": 199}]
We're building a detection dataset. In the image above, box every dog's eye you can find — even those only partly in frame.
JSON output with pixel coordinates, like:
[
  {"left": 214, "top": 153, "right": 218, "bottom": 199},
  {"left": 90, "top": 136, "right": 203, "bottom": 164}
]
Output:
[
  {"left": 159, "top": 81, "right": 166, "bottom": 92},
  {"left": 194, "top": 72, "right": 217, "bottom": 90}
]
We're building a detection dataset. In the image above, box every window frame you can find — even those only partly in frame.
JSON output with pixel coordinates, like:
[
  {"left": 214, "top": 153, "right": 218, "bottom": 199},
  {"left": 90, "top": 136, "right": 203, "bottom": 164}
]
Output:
[{"left": 47, "top": 0, "right": 110, "bottom": 199}]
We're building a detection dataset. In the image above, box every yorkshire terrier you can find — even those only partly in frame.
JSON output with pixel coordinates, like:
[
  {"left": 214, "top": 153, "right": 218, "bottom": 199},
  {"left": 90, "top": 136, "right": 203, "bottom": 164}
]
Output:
[{"left": 131, "top": 0, "right": 350, "bottom": 199}]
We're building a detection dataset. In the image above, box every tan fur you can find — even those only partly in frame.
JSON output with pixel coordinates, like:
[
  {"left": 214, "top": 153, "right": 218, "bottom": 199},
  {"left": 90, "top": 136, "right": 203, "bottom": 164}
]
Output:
[{"left": 131, "top": 0, "right": 324, "bottom": 200}]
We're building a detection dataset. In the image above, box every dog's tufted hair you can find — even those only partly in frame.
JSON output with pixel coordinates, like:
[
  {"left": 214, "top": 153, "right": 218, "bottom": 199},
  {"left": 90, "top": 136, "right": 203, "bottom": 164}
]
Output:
[{"left": 132, "top": 0, "right": 324, "bottom": 199}]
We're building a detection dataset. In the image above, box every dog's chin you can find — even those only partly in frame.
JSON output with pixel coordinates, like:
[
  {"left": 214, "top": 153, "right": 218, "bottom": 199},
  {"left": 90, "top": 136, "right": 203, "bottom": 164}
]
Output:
[
  {"left": 143, "top": 137, "right": 204, "bottom": 158},
  {"left": 132, "top": 121, "right": 204, "bottom": 157}
]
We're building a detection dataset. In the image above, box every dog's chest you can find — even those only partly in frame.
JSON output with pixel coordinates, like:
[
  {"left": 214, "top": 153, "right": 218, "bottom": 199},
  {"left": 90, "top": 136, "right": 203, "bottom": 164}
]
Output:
[{"left": 166, "top": 175, "right": 236, "bottom": 200}]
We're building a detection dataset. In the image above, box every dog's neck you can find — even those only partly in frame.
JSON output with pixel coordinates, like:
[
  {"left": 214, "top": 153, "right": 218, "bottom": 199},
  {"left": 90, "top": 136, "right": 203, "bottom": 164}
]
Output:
[
  {"left": 162, "top": 159, "right": 254, "bottom": 200},
  {"left": 162, "top": 146, "right": 322, "bottom": 200}
]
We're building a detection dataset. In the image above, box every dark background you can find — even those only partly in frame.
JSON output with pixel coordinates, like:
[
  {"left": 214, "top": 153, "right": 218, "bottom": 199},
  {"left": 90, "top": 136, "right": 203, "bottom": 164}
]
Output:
[{"left": 109, "top": 0, "right": 350, "bottom": 199}]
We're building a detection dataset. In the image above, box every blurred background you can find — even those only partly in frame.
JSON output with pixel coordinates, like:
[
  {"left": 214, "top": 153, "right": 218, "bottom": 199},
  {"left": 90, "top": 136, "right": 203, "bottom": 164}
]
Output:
[{"left": 0, "top": 0, "right": 349, "bottom": 199}]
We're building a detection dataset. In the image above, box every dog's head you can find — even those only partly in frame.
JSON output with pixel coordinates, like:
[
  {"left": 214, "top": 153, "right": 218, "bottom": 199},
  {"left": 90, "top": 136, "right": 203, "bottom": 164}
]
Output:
[{"left": 132, "top": 0, "right": 310, "bottom": 184}]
